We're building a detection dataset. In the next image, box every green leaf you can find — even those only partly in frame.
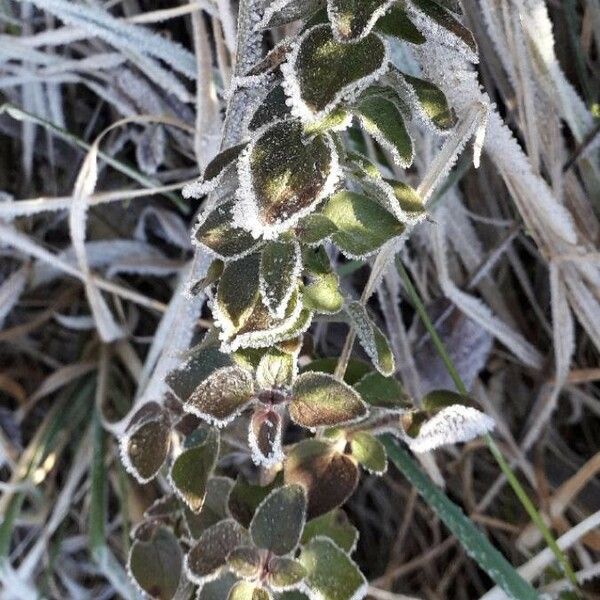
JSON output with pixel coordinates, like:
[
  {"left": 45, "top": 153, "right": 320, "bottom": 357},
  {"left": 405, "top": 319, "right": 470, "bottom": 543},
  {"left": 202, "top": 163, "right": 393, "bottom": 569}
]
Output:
[
  {"left": 381, "top": 436, "right": 539, "bottom": 600},
  {"left": 323, "top": 191, "right": 403, "bottom": 258},
  {"left": 215, "top": 254, "right": 261, "bottom": 336},
  {"left": 301, "top": 510, "right": 359, "bottom": 554},
  {"left": 228, "top": 475, "right": 282, "bottom": 528},
  {"left": 282, "top": 24, "right": 388, "bottom": 121},
  {"left": 299, "top": 537, "right": 366, "bottom": 600},
  {"left": 128, "top": 526, "right": 182, "bottom": 600},
  {"left": 197, "top": 572, "right": 239, "bottom": 600},
  {"left": 184, "top": 476, "right": 234, "bottom": 539},
  {"left": 249, "top": 85, "right": 291, "bottom": 131},
  {"left": 302, "top": 245, "right": 333, "bottom": 276},
  {"left": 409, "top": 0, "right": 476, "bottom": 54},
  {"left": 259, "top": 0, "right": 324, "bottom": 29},
  {"left": 327, "top": 0, "right": 394, "bottom": 41},
  {"left": 345, "top": 302, "right": 395, "bottom": 376},
  {"left": 383, "top": 178, "right": 424, "bottom": 214},
  {"left": 191, "top": 259, "right": 225, "bottom": 296},
  {"left": 303, "top": 273, "right": 344, "bottom": 314},
  {"left": 355, "top": 94, "right": 413, "bottom": 167},
  {"left": 120, "top": 402, "right": 170, "bottom": 483},
  {"left": 169, "top": 428, "right": 220, "bottom": 512},
  {"left": 195, "top": 200, "right": 263, "bottom": 260},
  {"left": 297, "top": 213, "right": 338, "bottom": 245},
  {"left": 250, "top": 484, "right": 307, "bottom": 555},
  {"left": 256, "top": 348, "right": 296, "bottom": 389},
  {"left": 249, "top": 409, "right": 284, "bottom": 467},
  {"left": 228, "top": 582, "right": 271, "bottom": 600},
  {"left": 375, "top": 5, "right": 425, "bottom": 43},
  {"left": 260, "top": 240, "right": 302, "bottom": 318},
  {"left": 284, "top": 439, "right": 359, "bottom": 518},
  {"left": 350, "top": 432, "right": 387, "bottom": 474},
  {"left": 235, "top": 120, "right": 337, "bottom": 239},
  {"left": 185, "top": 366, "right": 255, "bottom": 426},
  {"left": 422, "top": 389, "right": 471, "bottom": 412},
  {"left": 227, "top": 546, "right": 263, "bottom": 579},
  {"left": 267, "top": 557, "right": 307, "bottom": 591},
  {"left": 354, "top": 372, "right": 410, "bottom": 412},
  {"left": 402, "top": 72, "right": 456, "bottom": 131},
  {"left": 185, "top": 519, "right": 249, "bottom": 584},
  {"left": 290, "top": 372, "right": 367, "bottom": 428}
]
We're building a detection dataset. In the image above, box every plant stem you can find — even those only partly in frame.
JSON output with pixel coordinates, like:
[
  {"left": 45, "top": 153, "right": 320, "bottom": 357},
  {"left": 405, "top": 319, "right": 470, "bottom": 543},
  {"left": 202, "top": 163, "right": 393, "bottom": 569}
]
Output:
[{"left": 396, "top": 259, "right": 580, "bottom": 588}]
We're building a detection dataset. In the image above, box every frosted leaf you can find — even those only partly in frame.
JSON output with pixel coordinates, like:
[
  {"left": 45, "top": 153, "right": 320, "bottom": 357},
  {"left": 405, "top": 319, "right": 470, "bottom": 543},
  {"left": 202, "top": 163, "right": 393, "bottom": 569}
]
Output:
[
  {"left": 301, "top": 510, "right": 359, "bottom": 555},
  {"left": 128, "top": 525, "right": 182, "bottom": 600},
  {"left": 169, "top": 428, "right": 220, "bottom": 513},
  {"left": 196, "top": 572, "right": 239, "bottom": 600},
  {"left": 184, "top": 477, "right": 235, "bottom": 539},
  {"left": 119, "top": 402, "right": 170, "bottom": 484},
  {"left": 349, "top": 432, "right": 387, "bottom": 475},
  {"left": 256, "top": 348, "right": 297, "bottom": 389},
  {"left": 405, "top": 405, "right": 495, "bottom": 453},
  {"left": 303, "top": 272, "right": 344, "bottom": 315},
  {"left": 248, "top": 408, "right": 284, "bottom": 468},
  {"left": 259, "top": 240, "right": 302, "bottom": 318},
  {"left": 247, "top": 39, "right": 293, "bottom": 77},
  {"left": 227, "top": 545, "right": 262, "bottom": 580},
  {"left": 327, "top": 0, "right": 395, "bottom": 42},
  {"left": 322, "top": 191, "right": 403, "bottom": 259},
  {"left": 405, "top": 0, "right": 477, "bottom": 61},
  {"left": 184, "top": 366, "right": 255, "bottom": 427},
  {"left": 258, "top": 0, "right": 324, "bottom": 30},
  {"left": 297, "top": 213, "right": 338, "bottom": 245},
  {"left": 233, "top": 120, "right": 339, "bottom": 240},
  {"left": 354, "top": 372, "right": 411, "bottom": 412},
  {"left": 184, "top": 144, "right": 248, "bottom": 199},
  {"left": 214, "top": 254, "right": 261, "bottom": 338},
  {"left": 249, "top": 84, "right": 292, "bottom": 131},
  {"left": 302, "top": 245, "right": 334, "bottom": 276},
  {"left": 344, "top": 151, "right": 381, "bottom": 179},
  {"left": 185, "top": 519, "right": 250, "bottom": 585},
  {"left": 280, "top": 24, "right": 390, "bottom": 124},
  {"left": 284, "top": 439, "right": 359, "bottom": 518},
  {"left": 299, "top": 537, "right": 367, "bottom": 600},
  {"left": 375, "top": 5, "right": 425, "bottom": 44},
  {"left": 228, "top": 581, "right": 271, "bottom": 600},
  {"left": 345, "top": 301, "right": 395, "bottom": 376},
  {"left": 250, "top": 484, "right": 306, "bottom": 555},
  {"left": 194, "top": 200, "right": 263, "bottom": 261},
  {"left": 267, "top": 557, "right": 307, "bottom": 591},
  {"left": 190, "top": 260, "right": 225, "bottom": 296},
  {"left": 354, "top": 92, "right": 414, "bottom": 167}
]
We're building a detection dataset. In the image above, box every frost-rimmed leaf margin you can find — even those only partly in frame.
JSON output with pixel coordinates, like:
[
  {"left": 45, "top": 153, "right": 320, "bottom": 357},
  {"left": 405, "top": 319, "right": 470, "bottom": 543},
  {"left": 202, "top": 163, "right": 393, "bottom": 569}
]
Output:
[
  {"left": 327, "top": 0, "right": 397, "bottom": 43},
  {"left": 280, "top": 24, "right": 392, "bottom": 124},
  {"left": 232, "top": 122, "right": 341, "bottom": 241},
  {"left": 248, "top": 409, "right": 285, "bottom": 468}
]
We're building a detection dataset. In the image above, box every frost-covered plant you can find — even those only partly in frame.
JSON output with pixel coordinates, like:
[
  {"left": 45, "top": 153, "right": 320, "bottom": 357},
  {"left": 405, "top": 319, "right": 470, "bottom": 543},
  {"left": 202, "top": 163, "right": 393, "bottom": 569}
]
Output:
[{"left": 119, "top": 2, "right": 494, "bottom": 599}]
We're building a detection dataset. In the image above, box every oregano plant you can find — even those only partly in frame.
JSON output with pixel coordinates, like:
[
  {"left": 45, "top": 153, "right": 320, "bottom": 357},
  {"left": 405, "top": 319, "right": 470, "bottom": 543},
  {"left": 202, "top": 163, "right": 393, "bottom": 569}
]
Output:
[{"left": 119, "top": 2, "right": 497, "bottom": 599}]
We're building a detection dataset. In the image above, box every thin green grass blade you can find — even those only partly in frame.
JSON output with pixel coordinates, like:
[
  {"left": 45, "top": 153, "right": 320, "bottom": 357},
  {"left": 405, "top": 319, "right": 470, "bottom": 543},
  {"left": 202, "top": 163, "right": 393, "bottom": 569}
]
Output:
[{"left": 380, "top": 435, "right": 540, "bottom": 600}]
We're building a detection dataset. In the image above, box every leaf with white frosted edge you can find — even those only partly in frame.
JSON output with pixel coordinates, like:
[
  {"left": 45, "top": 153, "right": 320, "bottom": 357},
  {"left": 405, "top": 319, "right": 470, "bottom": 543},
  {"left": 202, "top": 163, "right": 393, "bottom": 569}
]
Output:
[
  {"left": 345, "top": 302, "right": 395, "bottom": 376},
  {"left": 374, "top": 5, "right": 425, "bottom": 44},
  {"left": 185, "top": 366, "right": 255, "bottom": 427},
  {"left": 247, "top": 39, "right": 294, "bottom": 77},
  {"left": 323, "top": 191, "right": 404, "bottom": 258},
  {"left": 267, "top": 557, "right": 307, "bottom": 591},
  {"left": 260, "top": 240, "right": 302, "bottom": 319},
  {"left": 303, "top": 273, "right": 344, "bottom": 315},
  {"left": 345, "top": 151, "right": 381, "bottom": 179},
  {"left": 299, "top": 537, "right": 367, "bottom": 600},
  {"left": 197, "top": 572, "right": 239, "bottom": 600},
  {"left": 256, "top": 348, "right": 296, "bottom": 389},
  {"left": 228, "top": 476, "right": 282, "bottom": 529},
  {"left": 302, "top": 246, "right": 333, "bottom": 276},
  {"left": 120, "top": 402, "right": 170, "bottom": 484},
  {"left": 281, "top": 24, "right": 390, "bottom": 123},
  {"left": 354, "top": 372, "right": 410, "bottom": 412},
  {"left": 248, "top": 409, "right": 284, "bottom": 468},
  {"left": 233, "top": 120, "right": 339, "bottom": 240},
  {"left": 297, "top": 213, "right": 338, "bottom": 245},
  {"left": 327, "top": 0, "right": 395, "bottom": 41},
  {"left": 301, "top": 510, "right": 359, "bottom": 554},
  {"left": 228, "top": 582, "right": 271, "bottom": 600},
  {"left": 227, "top": 546, "right": 263, "bottom": 580},
  {"left": 185, "top": 477, "right": 235, "bottom": 539},
  {"left": 407, "top": 0, "right": 476, "bottom": 56},
  {"left": 194, "top": 200, "right": 263, "bottom": 261},
  {"left": 249, "top": 86, "right": 291, "bottom": 133},
  {"left": 250, "top": 484, "right": 307, "bottom": 556},
  {"left": 258, "top": 0, "right": 324, "bottom": 30},
  {"left": 405, "top": 405, "right": 495, "bottom": 453},
  {"left": 215, "top": 254, "right": 261, "bottom": 338},
  {"left": 185, "top": 519, "right": 250, "bottom": 584},
  {"left": 284, "top": 439, "right": 359, "bottom": 518},
  {"left": 355, "top": 94, "right": 413, "bottom": 167},
  {"left": 349, "top": 432, "right": 387, "bottom": 475},
  {"left": 169, "top": 428, "right": 220, "bottom": 512},
  {"left": 184, "top": 143, "right": 248, "bottom": 199},
  {"left": 403, "top": 73, "right": 456, "bottom": 131},
  {"left": 128, "top": 525, "right": 182, "bottom": 600},
  {"left": 290, "top": 372, "right": 367, "bottom": 429},
  {"left": 422, "top": 389, "right": 471, "bottom": 413}
]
